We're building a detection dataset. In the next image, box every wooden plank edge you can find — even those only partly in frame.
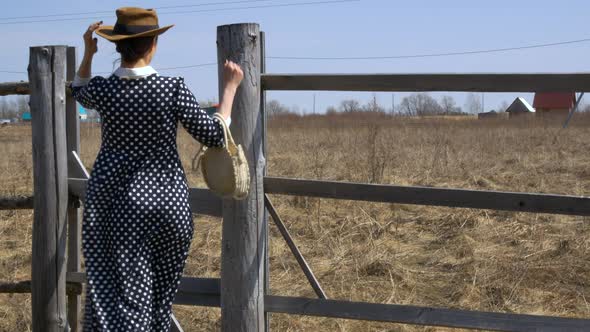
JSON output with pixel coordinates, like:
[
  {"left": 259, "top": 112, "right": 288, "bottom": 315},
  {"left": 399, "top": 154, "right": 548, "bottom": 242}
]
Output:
[
  {"left": 68, "top": 271, "right": 220, "bottom": 307},
  {"left": 261, "top": 73, "right": 590, "bottom": 92},
  {"left": 0, "top": 280, "right": 82, "bottom": 295},
  {"left": 264, "top": 177, "right": 590, "bottom": 217},
  {"left": 0, "top": 196, "right": 34, "bottom": 210},
  {"left": 68, "top": 178, "right": 223, "bottom": 217},
  {"left": 67, "top": 272, "right": 220, "bottom": 295},
  {"left": 63, "top": 274, "right": 590, "bottom": 332},
  {"left": 0, "top": 81, "right": 30, "bottom": 96},
  {"left": 0, "top": 81, "right": 75, "bottom": 96},
  {"left": 265, "top": 295, "right": 590, "bottom": 332}
]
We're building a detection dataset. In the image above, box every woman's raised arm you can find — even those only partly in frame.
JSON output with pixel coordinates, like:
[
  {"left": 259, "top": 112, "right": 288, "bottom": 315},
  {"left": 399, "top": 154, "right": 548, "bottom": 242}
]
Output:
[
  {"left": 174, "top": 61, "right": 243, "bottom": 148},
  {"left": 77, "top": 21, "right": 102, "bottom": 80},
  {"left": 215, "top": 60, "right": 244, "bottom": 122}
]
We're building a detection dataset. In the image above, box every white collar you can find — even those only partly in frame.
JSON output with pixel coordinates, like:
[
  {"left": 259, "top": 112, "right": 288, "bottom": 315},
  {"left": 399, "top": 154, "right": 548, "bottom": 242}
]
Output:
[{"left": 113, "top": 66, "right": 158, "bottom": 79}]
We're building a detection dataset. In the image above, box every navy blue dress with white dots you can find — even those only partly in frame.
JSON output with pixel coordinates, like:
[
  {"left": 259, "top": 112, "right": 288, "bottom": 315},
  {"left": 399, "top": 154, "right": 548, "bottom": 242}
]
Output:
[{"left": 70, "top": 70, "right": 225, "bottom": 331}]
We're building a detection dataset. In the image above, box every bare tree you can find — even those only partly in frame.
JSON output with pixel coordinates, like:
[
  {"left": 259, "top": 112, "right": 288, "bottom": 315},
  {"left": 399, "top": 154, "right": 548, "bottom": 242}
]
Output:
[
  {"left": 464, "top": 93, "right": 482, "bottom": 114},
  {"left": 339, "top": 99, "right": 362, "bottom": 113},
  {"left": 440, "top": 95, "right": 458, "bottom": 115},
  {"left": 400, "top": 93, "right": 443, "bottom": 116},
  {"left": 0, "top": 97, "right": 26, "bottom": 119},
  {"left": 266, "top": 99, "right": 290, "bottom": 116},
  {"left": 16, "top": 96, "right": 29, "bottom": 118},
  {"left": 0, "top": 98, "right": 8, "bottom": 118},
  {"left": 364, "top": 94, "right": 385, "bottom": 113}
]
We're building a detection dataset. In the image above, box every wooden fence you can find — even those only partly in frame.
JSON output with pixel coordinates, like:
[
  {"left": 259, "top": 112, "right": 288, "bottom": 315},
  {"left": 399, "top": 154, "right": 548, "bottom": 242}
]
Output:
[{"left": 0, "top": 23, "right": 589, "bottom": 331}]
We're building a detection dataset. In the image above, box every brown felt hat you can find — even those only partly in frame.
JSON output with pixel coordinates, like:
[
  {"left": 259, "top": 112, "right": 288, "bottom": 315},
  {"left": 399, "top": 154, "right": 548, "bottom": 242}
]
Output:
[{"left": 96, "top": 7, "right": 174, "bottom": 42}]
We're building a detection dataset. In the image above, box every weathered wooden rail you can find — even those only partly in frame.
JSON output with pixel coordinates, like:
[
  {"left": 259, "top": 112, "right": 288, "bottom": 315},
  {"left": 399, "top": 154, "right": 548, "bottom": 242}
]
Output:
[
  {"left": 264, "top": 177, "right": 590, "bottom": 216},
  {"left": 261, "top": 73, "right": 590, "bottom": 92},
  {"left": 1, "top": 22, "right": 589, "bottom": 332},
  {"left": 0, "top": 81, "right": 29, "bottom": 96},
  {"left": 0, "top": 196, "right": 34, "bottom": 210}
]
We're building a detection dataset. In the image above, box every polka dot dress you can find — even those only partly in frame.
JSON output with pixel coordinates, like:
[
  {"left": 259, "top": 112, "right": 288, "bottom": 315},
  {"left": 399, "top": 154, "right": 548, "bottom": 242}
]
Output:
[{"left": 70, "top": 72, "right": 225, "bottom": 331}]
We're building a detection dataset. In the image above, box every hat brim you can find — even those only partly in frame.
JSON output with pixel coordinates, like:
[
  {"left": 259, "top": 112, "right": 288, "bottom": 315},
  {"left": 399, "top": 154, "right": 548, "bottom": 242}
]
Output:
[{"left": 96, "top": 24, "right": 174, "bottom": 42}]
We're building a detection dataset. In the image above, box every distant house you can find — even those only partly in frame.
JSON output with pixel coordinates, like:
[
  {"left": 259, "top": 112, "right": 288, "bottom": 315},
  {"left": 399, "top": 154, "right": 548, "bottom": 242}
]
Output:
[
  {"left": 506, "top": 97, "right": 535, "bottom": 118},
  {"left": 22, "top": 112, "right": 32, "bottom": 122},
  {"left": 478, "top": 110, "right": 508, "bottom": 120},
  {"left": 79, "top": 105, "right": 88, "bottom": 121},
  {"left": 533, "top": 92, "right": 576, "bottom": 118}
]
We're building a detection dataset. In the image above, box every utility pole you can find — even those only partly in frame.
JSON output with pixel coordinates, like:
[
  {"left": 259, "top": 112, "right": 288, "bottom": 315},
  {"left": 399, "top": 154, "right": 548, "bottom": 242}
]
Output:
[
  {"left": 313, "top": 93, "right": 316, "bottom": 114},
  {"left": 391, "top": 93, "right": 395, "bottom": 115}
]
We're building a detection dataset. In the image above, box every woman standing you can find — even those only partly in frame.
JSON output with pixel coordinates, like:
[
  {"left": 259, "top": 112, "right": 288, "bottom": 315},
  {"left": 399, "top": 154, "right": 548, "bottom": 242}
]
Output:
[{"left": 71, "top": 7, "right": 244, "bottom": 331}]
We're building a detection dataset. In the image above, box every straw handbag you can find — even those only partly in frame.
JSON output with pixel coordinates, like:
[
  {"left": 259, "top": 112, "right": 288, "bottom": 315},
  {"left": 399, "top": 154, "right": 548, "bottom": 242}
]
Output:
[{"left": 195, "top": 113, "right": 250, "bottom": 200}]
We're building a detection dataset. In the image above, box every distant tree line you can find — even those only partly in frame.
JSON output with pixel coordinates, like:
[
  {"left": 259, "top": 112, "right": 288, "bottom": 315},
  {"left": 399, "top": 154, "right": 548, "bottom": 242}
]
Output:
[
  {"left": 4, "top": 94, "right": 583, "bottom": 121},
  {"left": 0, "top": 96, "right": 29, "bottom": 119},
  {"left": 265, "top": 93, "right": 478, "bottom": 117}
]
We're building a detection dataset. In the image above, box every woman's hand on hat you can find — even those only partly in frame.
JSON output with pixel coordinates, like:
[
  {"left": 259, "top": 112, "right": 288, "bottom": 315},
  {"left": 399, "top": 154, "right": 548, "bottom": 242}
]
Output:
[
  {"left": 223, "top": 60, "right": 244, "bottom": 89},
  {"left": 83, "top": 21, "right": 102, "bottom": 57}
]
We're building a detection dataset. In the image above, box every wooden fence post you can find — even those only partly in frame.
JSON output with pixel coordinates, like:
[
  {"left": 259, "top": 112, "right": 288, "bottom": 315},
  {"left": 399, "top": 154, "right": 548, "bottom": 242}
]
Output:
[
  {"left": 65, "top": 46, "right": 82, "bottom": 332},
  {"left": 29, "top": 45, "right": 68, "bottom": 331},
  {"left": 259, "top": 30, "right": 271, "bottom": 332},
  {"left": 217, "top": 23, "right": 265, "bottom": 332}
]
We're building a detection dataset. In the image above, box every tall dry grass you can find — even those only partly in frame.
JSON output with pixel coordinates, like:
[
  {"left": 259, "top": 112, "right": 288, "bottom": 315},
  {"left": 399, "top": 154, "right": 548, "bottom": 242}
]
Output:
[{"left": 0, "top": 113, "right": 589, "bottom": 331}]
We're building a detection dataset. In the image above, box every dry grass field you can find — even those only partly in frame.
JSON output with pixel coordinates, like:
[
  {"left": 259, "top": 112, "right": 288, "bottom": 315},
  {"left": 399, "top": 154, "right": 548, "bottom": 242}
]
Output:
[{"left": 1, "top": 113, "right": 589, "bottom": 331}]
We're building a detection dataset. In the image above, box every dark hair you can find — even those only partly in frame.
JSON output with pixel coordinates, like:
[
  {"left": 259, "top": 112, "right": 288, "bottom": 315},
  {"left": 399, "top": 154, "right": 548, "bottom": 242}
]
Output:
[{"left": 115, "top": 36, "right": 157, "bottom": 63}]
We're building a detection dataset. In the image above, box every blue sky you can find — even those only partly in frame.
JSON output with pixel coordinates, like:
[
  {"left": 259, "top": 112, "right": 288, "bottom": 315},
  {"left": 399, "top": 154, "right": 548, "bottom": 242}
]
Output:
[{"left": 1, "top": 0, "right": 589, "bottom": 113}]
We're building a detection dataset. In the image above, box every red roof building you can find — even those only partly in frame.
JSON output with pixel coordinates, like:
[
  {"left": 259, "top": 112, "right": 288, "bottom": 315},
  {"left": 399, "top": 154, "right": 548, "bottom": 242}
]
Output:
[{"left": 533, "top": 92, "right": 576, "bottom": 117}]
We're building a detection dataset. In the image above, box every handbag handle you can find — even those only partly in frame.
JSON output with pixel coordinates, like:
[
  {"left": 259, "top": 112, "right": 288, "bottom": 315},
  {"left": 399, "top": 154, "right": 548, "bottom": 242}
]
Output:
[
  {"left": 212, "top": 113, "right": 236, "bottom": 149},
  {"left": 193, "top": 113, "right": 235, "bottom": 171}
]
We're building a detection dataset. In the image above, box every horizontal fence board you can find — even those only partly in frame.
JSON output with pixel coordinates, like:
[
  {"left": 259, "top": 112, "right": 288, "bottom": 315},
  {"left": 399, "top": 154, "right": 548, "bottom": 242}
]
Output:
[
  {"left": 0, "top": 81, "right": 30, "bottom": 96},
  {"left": 174, "top": 293, "right": 221, "bottom": 307},
  {"left": 262, "top": 73, "right": 590, "bottom": 92},
  {"left": 66, "top": 272, "right": 85, "bottom": 284},
  {"left": 0, "top": 81, "right": 74, "bottom": 96},
  {"left": 265, "top": 296, "right": 590, "bottom": 332},
  {"left": 0, "top": 280, "right": 81, "bottom": 295},
  {"left": 68, "top": 178, "right": 222, "bottom": 217},
  {"left": 264, "top": 177, "right": 590, "bottom": 217},
  {"left": 65, "top": 272, "right": 590, "bottom": 331},
  {"left": 0, "top": 196, "right": 34, "bottom": 210},
  {"left": 0, "top": 280, "right": 34, "bottom": 293},
  {"left": 177, "top": 276, "right": 221, "bottom": 296},
  {"left": 67, "top": 273, "right": 220, "bottom": 294}
]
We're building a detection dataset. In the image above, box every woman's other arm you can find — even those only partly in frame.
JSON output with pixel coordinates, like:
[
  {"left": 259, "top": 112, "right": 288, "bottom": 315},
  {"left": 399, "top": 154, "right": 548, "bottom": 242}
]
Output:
[
  {"left": 175, "top": 61, "right": 243, "bottom": 148},
  {"left": 216, "top": 60, "right": 244, "bottom": 123}
]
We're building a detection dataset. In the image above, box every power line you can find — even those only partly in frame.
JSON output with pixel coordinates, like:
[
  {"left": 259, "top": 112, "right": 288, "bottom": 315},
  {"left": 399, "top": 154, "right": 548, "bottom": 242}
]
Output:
[
  {"left": 268, "top": 37, "right": 590, "bottom": 60},
  {"left": 0, "top": 0, "right": 358, "bottom": 25},
  {"left": 2, "top": 36, "right": 590, "bottom": 76},
  {"left": 0, "top": 0, "right": 278, "bottom": 21},
  {"left": 0, "top": 70, "right": 26, "bottom": 74},
  {"left": 158, "top": 0, "right": 358, "bottom": 15}
]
